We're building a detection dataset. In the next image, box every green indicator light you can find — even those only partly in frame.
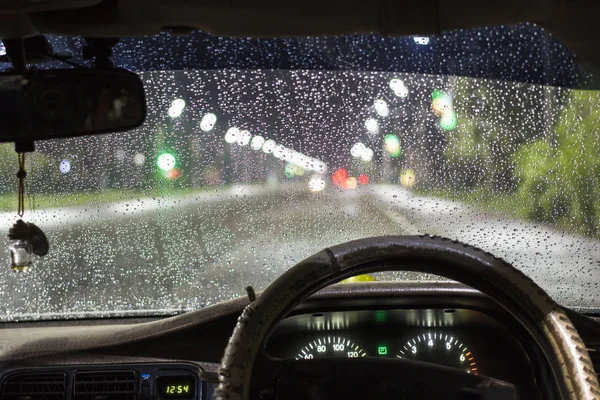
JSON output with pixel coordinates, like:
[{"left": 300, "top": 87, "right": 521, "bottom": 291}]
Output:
[
  {"left": 378, "top": 346, "right": 388, "bottom": 355},
  {"left": 375, "top": 310, "right": 387, "bottom": 323}
]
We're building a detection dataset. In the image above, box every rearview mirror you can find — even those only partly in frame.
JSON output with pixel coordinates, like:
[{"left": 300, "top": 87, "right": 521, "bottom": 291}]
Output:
[{"left": 0, "top": 68, "right": 146, "bottom": 149}]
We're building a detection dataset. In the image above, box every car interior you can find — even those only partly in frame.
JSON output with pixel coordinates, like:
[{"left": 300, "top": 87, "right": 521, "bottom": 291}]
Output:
[{"left": 1, "top": 1, "right": 600, "bottom": 400}]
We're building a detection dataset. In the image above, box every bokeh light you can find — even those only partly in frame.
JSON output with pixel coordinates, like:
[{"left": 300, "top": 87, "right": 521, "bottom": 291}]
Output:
[
  {"left": 400, "top": 169, "right": 416, "bottom": 188},
  {"left": 389, "top": 78, "right": 404, "bottom": 92},
  {"left": 250, "top": 135, "right": 265, "bottom": 151},
  {"left": 440, "top": 110, "right": 458, "bottom": 130},
  {"left": 115, "top": 148, "right": 126, "bottom": 162},
  {"left": 200, "top": 113, "right": 217, "bottom": 132},
  {"left": 332, "top": 168, "right": 348, "bottom": 186},
  {"left": 358, "top": 174, "right": 369, "bottom": 185},
  {"left": 431, "top": 89, "right": 445, "bottom": 100},
  {"left": 157, "top": 152, "right": 176, "bottom": 172},
  {"left": 365, "top": 118, "right": 379, "bottom": 134},
  {"left": 168, "top": 99, "right": 186, "bottom": 118},
  {"left": 171, "top": 99, "right": 185, "bottom": 109},
  {"left": 344, "top": 177, "right": 358, "bottom": 190},
  {"left": 384, "top": 134, "right": 402, "bottom": 157},
  {"left": 166, "top": 168, "right": 181, "bottom": 180},
  {"left": 284, "top": 163, "right": 297, "bottom": 178},
  {"left": 273, "top": 144, "right": 285, "bottom": 159},
  {"left": 133, "top": 153, "right": 146, "bottom": 166},
  {"left": 237, "top": 130, "right": 252, "bottom": 146},
  {"left": 224, "top": 127, "right": 239, "bottom": 144},
  {"left": 351, "top": 142, "right": 366, "bottom": 158},
  {"left": 168, "top": 107, "right": 182, "bottom": 118},
  {"left": 432, "top": 97, "right": 452, "bottom": 117},
  {"left": 308, "top": 175, "right": 326, "bottom": 192},
  {"left": 389, "top": 78, "right": 408, "bottom": 98},
  {"left": 315, "top": 161, "right": 327, "bottom": 174},
  {"left": 361, "top": 148, "right": 374, "bottom": 162},
  {"left": 59, "top": 159, "right": 71, "bottom": 174},
  {"left": 413, "top": 37, "right": 430, "bottom": 45},
  {"left": 374, "top": 99, "right": 390, "bottom": 117},
  {"left": 262, "top": 139, "right": 276, "bottom": 154}
]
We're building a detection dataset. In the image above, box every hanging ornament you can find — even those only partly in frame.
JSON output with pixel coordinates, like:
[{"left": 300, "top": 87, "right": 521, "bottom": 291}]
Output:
[{"left": 7, "top": 153, "right": 49, "bottom": 272}]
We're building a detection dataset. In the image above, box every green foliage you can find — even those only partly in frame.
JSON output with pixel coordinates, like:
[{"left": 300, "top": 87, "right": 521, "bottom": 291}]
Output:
[
  {"left": 425, "top": 77, "right": 599, "bottom": 238},
  {"left": 513, "top": 91, "right": 600, "bottom": 236}
]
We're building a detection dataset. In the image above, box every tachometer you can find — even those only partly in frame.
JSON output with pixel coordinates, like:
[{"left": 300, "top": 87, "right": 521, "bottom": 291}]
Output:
[
  {"left": 397, "top": 332, "right": 478, "bottom": 375},
  {"left": 295, "top": 336, "right": 367, "bottom": 359}
]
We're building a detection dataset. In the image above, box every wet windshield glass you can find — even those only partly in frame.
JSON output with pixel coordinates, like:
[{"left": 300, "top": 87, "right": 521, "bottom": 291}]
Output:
[{"left": 0, "top": 24, "right": 598, "bottom": 320}]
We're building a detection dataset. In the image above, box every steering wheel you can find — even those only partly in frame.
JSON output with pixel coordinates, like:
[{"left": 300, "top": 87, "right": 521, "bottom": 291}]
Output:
[{"left": 216, "top": 235, "right": 600, "bottom": 399}]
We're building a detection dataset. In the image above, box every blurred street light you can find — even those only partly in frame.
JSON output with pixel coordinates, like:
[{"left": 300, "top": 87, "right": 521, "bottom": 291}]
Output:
[
  {"left": 168, "top": 99, "right": 186, "bottom": 118},
  {"left": 360, "top": 148, "right": 374, "bottom": 162},
  {"left": 262, "top": 139, "right": 276, "bottom": 154},
  {"left": 309, "top": 175, "right": 326, "bottom": 192},
  {"left": 389, "top": 78, "right": 409, "bottom": 98},
  {"left": 133, "top": 153, "right": 146, "bottom": 166},
  {"left": 157, "top": 152, "right": 176, "bottom": 172},
  {"left": 374, "top": 99, "right": 390, "bottom": 117},
  {"left": 224, "top": 127, "right": 239, "bottom": 143},
  {"left": 59, "top": 159, "right": 71, "bottom": 174},
  {"left": 365, "top": 118, "right": 379, "bottom": 134},
  {"left": 200, "top": 113, "right": 217, "bottom": 132},
  {"left": 351, "top": 142, "right": 366, "bottom": 158},
  {"left": 237, "top": 130, "right": 252, "bottom": 146},
  {"left": 384, "top": 134, "right": 402, "bottom": 157},
  {"left": 250, "top": 135, "right": 265, "bottom": 151}
]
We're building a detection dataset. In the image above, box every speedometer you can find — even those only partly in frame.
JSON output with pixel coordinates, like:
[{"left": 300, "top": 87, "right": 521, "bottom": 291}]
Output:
[
  {"left": 397, "top": 332, "right": 478, "bottom": 375},
  {"left": 295, "top": 336, "right": 367, "bottom": 359}
]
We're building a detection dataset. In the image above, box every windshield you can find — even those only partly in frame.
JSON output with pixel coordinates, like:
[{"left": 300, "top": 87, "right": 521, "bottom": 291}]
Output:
[{"left": 1, "top": 24, "right": 599, "bottom": 321}]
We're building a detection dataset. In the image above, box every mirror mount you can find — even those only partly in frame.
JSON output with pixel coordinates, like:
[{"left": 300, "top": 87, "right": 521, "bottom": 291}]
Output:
[
  {"left": 4, "top": 38, "right": 35, "bottom": 152},
  {"left": 3, "top": 38, "right": 28, "bottom": 74},
  {"left": 83, "top": 37, "right": 119, "bottom": 68},
  {"left": 15, "top": 139, "right": 35, "bottom": 154}
]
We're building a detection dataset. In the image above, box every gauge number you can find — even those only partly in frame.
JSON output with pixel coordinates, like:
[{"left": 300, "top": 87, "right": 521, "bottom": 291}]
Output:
[
  {"left": 397, "top": 332, "right": 478, "bottom": 375},
  {"left": 296, "top": 336, "right": 366, "bottom": 359}
]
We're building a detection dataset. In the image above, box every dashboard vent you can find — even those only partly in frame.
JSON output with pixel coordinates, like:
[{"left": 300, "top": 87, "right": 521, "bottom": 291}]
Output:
[
  {"left": 74, "top": 370, "right": 136, "bottom": 400},
  {"left": 2, "top": 372, "right": 66, "bottom": 400}
]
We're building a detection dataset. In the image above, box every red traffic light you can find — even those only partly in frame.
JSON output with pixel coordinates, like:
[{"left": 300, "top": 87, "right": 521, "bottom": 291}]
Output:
[
  {"left": 166, "top": 168, "right": 182, "bottom": 180},
  {"left": 332, "top": 168, "right": 348, "bottom": 186},
  {"left": 358, "top": 174, "right": 369, "bottom": 185}
]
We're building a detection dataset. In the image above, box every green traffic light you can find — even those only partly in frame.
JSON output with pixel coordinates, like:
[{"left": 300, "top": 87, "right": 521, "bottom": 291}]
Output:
[
  {"left": 384, "top": 134, "right": 402, "bottom": 158},
  {"left": 157, "top": 152, "right": 176, "bottom": 172},
  {"left": 440, "top": 111, "right": 458, "bottom": 131},
  {"left": 432, "top": 89, "right": 445, "bottom": 100}
]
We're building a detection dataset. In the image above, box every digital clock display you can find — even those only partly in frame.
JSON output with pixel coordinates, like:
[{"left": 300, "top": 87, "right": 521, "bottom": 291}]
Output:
[{"left": 156, "top": 375, "right": 196, "bottom": 399}]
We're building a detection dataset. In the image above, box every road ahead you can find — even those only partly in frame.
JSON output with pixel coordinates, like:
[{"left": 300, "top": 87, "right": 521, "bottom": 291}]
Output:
[{"left": 0, "top": 184, "right": 598, "bottom": 319}]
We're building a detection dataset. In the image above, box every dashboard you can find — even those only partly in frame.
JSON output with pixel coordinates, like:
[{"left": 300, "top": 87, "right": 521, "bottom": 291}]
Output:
[
  {"left": 266, "top": 308, "right": 537, "bottom": 397},
  {"left": 269, "top": 309, "right": 526, "bottom": 374},
  {"left": 0, "top": 282, "right": 598, "bottom": 400}
]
